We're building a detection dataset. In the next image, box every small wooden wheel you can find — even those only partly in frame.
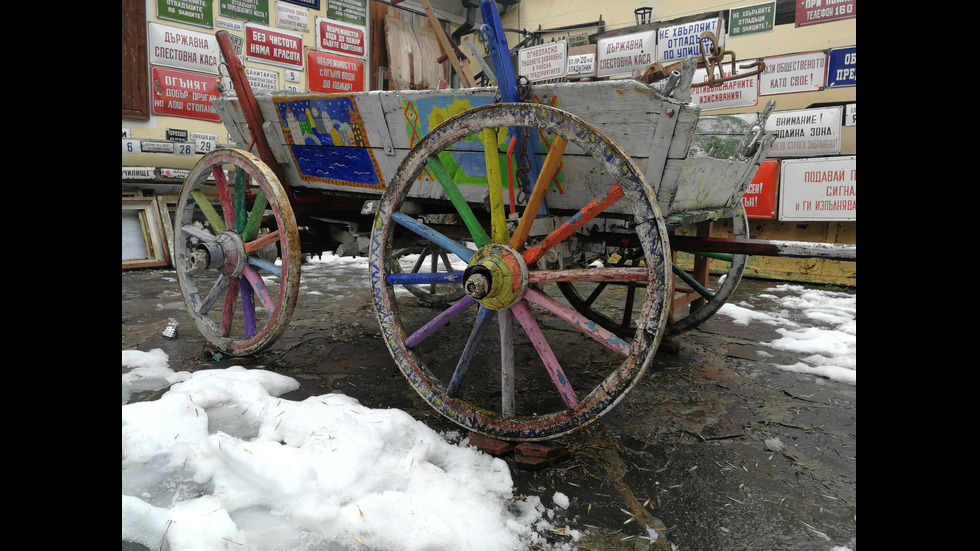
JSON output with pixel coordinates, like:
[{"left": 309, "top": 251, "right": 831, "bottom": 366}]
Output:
[
  {"left": 370, "top": 103, "right": 672, "bottom": 440},
  {"left": 174, "top": 149, "right": 301, "bottom": 356}
]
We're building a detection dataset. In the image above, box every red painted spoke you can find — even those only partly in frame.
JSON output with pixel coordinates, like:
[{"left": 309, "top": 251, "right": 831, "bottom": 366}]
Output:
[
  {"left": 522, "top": 183, "right": 624, "bottom": 265},
  {"left": 211, "top": 166, "right": 235, "bottom": 230},
  {"left": 529, "top": 267, "right": 648, "bottom": 285},
  {"left": 219, "top": 277, "right": 239, "bottom": 338}
]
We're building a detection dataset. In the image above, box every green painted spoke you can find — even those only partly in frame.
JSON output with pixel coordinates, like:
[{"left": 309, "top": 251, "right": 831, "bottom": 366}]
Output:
[
  {"left": 233, "top": 168, "right": 248, "bottom": 233},
  {"left": 426, "top": 156, "right": 490, "bottom": 247},
  {"left": 191, "top": 190, "right": 226, "bottom": 234},
  {"left": 242, "top": 188, "right": 267, "bottom": 241}
]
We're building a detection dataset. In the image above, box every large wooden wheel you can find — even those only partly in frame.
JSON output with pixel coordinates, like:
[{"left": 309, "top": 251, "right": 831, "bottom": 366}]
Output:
[
  {"left": 370, "top": 103, "right": 672, "bottom": 440},
  {"left": 174, "top": 149, "right": 301, "bottom": 356}
]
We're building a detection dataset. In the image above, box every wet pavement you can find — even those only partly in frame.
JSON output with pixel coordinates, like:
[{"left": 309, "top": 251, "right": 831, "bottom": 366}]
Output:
[{"left": 123, "top": 262, "right": 855, "bottom": 551}]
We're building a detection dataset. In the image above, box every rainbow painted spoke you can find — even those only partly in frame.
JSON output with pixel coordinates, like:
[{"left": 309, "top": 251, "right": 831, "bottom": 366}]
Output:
[
  {"left": 191, "top": 190, "right": 226, "bottom": 233},
  {"left": 242, "top": 265, "right": 275, "bottom": 313},
  {"left": 523, "top": 289, "right": 630, "bottom": 356},
  {"left": 404, "top": 295, "right": 477, "bottom": 348},
  {"left": 242, "top": 189, "right": 267, "bottom": 241},
  {"left": 239, "top": 277, "right": 257, "bottom": 338},
  {"left": 498, "top": 309, "right": 516, "bottom": 419},
  {"left": 523, "top": 183, "right": 624, "bottom": 266},
  {"left": 510, "top": 301, "right": 579, "bottom": 409},
  {"left": 219, "top": 277, "right": 239, "bottom": 338},
  {"left": 180, "top": 224, "right": 216, "bottom": 243},
  {"left": 447, "top": 306, "right": 497, "bottom": 397},
  {"left": 426, "top": 156, "right": 490, "bottom": 247},
  {"left": 528, "top": 266, "right": 648, "bottom": 285},
  {"left": 198, "top": 274, "right": 230, "bottom": 315},
  {"left": 480, "top": 127, "right": 510, "bottom": 244},
  {"left": 211, "top": 165, "right": 235, "bottom": 229},
  {"left": 510, "top": 135, "right": 568, "bottom": 250},
  {"left": 233, "top": 168, "right": 248, "bottom": 233},
  {"left": 392, "top": 212, "right": 474, "bottom": 262}
]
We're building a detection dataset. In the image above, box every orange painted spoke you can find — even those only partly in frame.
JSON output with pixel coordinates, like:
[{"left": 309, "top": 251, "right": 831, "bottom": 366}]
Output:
[
  {"left": 523, "top": 183, "right": 624, "bottom": 265},
  {"left": 244, "top": 229, "right": 280, "bottom": 254},
  {"left": 509, "top": 135, "right": 568, "bottom": 250}
]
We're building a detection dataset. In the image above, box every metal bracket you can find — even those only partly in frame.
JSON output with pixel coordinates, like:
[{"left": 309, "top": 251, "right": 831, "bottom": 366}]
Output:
[{"left": 697, "top": 31, "right": 766, "bottom": 88}]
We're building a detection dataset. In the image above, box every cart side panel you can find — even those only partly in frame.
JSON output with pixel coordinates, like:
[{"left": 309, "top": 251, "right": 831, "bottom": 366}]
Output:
[{"left": 214, "top": 81, "right": 771, "bottom": 220}]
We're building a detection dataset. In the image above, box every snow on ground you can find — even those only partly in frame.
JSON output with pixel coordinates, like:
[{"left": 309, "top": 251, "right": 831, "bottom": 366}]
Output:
[
  {"left": 122, "top": 357, "right": 580, "bottom": 551},
  {"left": 718, "top": 283, "right": 856, "bottom": 384},
  {"left": 124, "top": 256, "right": 854, "bottom": 550}
]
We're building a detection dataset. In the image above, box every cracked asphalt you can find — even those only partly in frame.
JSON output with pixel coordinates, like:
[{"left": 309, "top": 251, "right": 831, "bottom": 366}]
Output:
[{"left": 123, "top": 264, "right": 855, "bottom": 551}]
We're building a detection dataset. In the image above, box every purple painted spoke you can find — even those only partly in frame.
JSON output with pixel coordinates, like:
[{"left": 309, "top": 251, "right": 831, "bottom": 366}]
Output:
[
  {"left": 404, "top": 295, "right": 477, "bottom": 348},
  {"left": 240, "top": 276, "right": 257, "bottom": 338}
]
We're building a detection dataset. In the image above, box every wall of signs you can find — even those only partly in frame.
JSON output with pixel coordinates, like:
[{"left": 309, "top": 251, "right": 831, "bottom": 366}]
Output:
[
  {"left": 513, "top": 0, "right": 855, "bottom": 223},
  {"left": 125, "top": 0, "right": 371, "bottom": 179}
]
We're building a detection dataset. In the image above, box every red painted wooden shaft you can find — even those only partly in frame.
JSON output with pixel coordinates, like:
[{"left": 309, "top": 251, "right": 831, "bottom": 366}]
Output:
[{"left": 215, "top": 31, "right": 294, "bottom": 203}]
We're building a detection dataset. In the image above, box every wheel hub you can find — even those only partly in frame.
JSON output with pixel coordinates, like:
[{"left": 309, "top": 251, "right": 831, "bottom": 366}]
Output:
[
  {"left": 188, "top": 231, "right": 247, "bottom": 278},
  {"left": 462, "top": 244, "right": 528, "bottom": 309}
]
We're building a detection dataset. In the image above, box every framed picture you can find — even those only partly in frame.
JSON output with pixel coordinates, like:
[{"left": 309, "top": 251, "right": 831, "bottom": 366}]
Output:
[{"left": 122, "top": 197, "right": 170, "bottom": 269}]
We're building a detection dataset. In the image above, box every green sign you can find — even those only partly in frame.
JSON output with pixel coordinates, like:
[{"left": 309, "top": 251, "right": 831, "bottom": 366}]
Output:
[
  {"left": 220, "top": 0, "right": 270, "bottom": 26},
  {"left": 327, "top": 0, "right": 368, "bottom": 27},
  {"left": 157, "top": 0, "right": 213, "bottom": 27},
  {"left": 729, "top": 2, "right": 775, "bottom": 37}
]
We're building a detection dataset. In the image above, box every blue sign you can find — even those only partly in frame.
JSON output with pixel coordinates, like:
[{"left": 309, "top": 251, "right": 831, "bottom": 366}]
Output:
[{"left": 827, "top": 46, "right": 855, "bottom": 88}]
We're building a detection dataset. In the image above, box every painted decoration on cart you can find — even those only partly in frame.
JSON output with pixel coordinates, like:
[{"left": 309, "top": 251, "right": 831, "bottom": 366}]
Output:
[
  {"left": 403, "top": 96, "right": 497, "bottom": 185},
  {"left": 274, "top": 95, "right": 384, "bottom": 190},
  {"left": 401, "top": 95, "right": 565, "bottom": 193}
]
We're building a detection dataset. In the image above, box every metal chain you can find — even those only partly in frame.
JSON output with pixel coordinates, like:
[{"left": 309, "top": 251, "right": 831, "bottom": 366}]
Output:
[{"left": 515, "top": 76, "right": 533, "bottom": 200}]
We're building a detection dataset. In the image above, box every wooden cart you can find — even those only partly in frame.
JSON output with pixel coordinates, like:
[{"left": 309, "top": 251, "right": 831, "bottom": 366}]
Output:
[{"left": 173, "top": 3, "right": 850, "bottom": 440}]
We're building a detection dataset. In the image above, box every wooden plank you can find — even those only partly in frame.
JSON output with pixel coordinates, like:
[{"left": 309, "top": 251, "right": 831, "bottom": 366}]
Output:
[{"left": 420, "top": 0, "right": 475, "bottom": 87}]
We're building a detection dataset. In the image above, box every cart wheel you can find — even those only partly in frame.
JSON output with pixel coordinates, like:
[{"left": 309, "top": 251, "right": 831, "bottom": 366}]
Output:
[
  {"left": 665, "top": 211, "right": 749, "bottom": 336},
  {"left": 391, "top": 245, "right": 466, "bottom": 305},
  {"left": 557, "top": 212, "right": 749, "bottom": 338},
  {"left": 370, "top": 103, "right": 672, "bottom": 440},
  {"left": 174, "top": 149, "right": 301, "bottom": 356}
]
